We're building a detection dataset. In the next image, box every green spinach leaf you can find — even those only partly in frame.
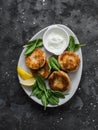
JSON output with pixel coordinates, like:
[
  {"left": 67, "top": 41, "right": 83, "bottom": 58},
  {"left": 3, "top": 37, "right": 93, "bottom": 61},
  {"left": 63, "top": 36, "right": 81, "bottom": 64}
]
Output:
[
  {"left": 67, "top": 36, "right": 86, "bottom": 52},
  {"left": 51, "top": 90, "right": 65, "bottom": 98},
  {"left": 41, "top": 95, "right": 48, "bottom": 110},
  {"left": 48, "top": 96, "right": 59, "bottom": 105},
  {"left": 24, "top": 41, "right": 37, "bottom": 55},
  {"left": 24, "top": 38, "right": 43, "bottom": 55},
  {"left": 49, "top": 57, "right": 60, "bottom": 71}
]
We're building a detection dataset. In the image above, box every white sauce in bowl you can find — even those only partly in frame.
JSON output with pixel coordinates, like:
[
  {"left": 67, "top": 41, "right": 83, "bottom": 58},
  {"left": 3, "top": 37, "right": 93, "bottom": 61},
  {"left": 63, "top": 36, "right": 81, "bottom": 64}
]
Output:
[{"left": 43, "top": 25, "right": 69, "bottom": 55}]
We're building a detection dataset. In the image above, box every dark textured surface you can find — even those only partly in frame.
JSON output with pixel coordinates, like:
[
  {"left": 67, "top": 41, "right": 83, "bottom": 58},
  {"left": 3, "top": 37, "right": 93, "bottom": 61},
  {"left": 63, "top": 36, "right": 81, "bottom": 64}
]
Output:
[{"left": 0, "top": 0, "right": 98, "bottom": 130}]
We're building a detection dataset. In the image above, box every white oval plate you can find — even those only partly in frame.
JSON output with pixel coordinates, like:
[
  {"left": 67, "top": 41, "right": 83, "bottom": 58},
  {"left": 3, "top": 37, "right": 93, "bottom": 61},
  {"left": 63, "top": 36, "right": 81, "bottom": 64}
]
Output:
[{"left": 17, "top": 24, "right": 83, "bottom": 107}]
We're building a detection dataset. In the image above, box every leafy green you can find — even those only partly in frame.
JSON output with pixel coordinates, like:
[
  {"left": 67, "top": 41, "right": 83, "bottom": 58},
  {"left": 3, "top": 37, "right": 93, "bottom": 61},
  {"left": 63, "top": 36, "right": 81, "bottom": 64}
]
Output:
[
  {"left": 35, "top": 75, "right": 46, "bottom": 91},
  {"left": 23, "top": 39, "right": 37, "bottom": 47},
  {"left": 51, "top": 90, "right": 65, "bottom": 98},
  {"left": 35, "top": 75, "right": 46, "bottom": 90},
  {"left": 24, "top": 38, "right": 43, "bottom": 55},
  {"left": 36, "top": 39, "right": 43, "bottom": 48},
  {"left": 30, "top": 81, "right": 38, "bottom": 96},
  {"left": 35, "top": 75, "right": 48, "bottom": 98},
  {"left": 50, "top": 61, "right": 59, "bottom": 71},
  {"left": 31, "top": 87, "right": 39, "bottom": 96},
  {"left": 30, "top": 75, "right": 68, "bottom": 110},
  {"left": 25, "top": 41, "right": 37, "bottom": 55},
  {"left": 36, "top": 91, "right": 43, "bottom": 99},
  {"left": 48, "top": 61, "right": 51, "bottom": 70},
  {"left": 48, "top": 96, "right": 59, "bottom": 105},
  {"left": 74, "top": 44, "right": 86, "bottom": 51},
  {"left": 50, "top": 57, "right": 60, "bottom": 68},
  {"left": 41, "top": 95, "right": 47, "bottom": 110},
  {"left": 67, "top": 36, "right": 75, "bottom": 52},
  {"left": 49, "top": 57, "right": 60, "bottom": 71},
  {"left": 67, "top": 36, "right": 86, "bottom": 52}
]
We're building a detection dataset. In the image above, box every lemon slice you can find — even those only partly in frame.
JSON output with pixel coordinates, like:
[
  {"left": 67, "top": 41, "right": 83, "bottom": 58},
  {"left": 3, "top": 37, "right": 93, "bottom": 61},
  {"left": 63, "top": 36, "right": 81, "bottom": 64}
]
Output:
[
  {"left": 20, "top": 78, "right": 36, "bottom": 87},
  {"left": 17, "top": 66, "right": 33, "bottom": 80}
]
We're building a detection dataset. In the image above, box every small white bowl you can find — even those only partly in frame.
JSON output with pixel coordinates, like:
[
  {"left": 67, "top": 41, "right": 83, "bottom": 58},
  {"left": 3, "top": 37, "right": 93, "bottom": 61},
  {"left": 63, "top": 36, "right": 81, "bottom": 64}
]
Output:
[{"left": 43, "top": 25, "right": 69, "bottom": 55}]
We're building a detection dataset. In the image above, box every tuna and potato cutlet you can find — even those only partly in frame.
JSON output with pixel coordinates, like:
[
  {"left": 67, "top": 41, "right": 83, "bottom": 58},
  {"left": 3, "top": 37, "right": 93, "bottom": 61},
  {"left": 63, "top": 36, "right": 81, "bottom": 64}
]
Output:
[
  {"left": 25, "top": 48, "right": 46, "bottom": 70},
  {"left": 31, "top": 59, "right": 51, "bottom": 79},
  {"left": 49, "top": 71, "right": 70, "bottom": 91},
  {"left": 25, "top": 48, "right": 80, "bottom": 92},
  {"left": 58, "top": 51, "right": 80, "bottom": 72}
]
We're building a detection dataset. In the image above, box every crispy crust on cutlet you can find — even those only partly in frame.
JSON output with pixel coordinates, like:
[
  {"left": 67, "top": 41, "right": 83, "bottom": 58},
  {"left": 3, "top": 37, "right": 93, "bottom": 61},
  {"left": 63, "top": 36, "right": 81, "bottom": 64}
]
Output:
[
  {"left": 25, "top": 49, "right": 46, "bottom": 70},
  {"left": 30, "top": 59, "right": 51, "bottom": 79},
  {"left": 49, "top": 71, "right": 70, "bottom": 91},
  {"left": 58, "top": 51, "right": 80, "bottom": 72},
  {"left": 37, "top": 59, "right": 51, "bottom": 79}
]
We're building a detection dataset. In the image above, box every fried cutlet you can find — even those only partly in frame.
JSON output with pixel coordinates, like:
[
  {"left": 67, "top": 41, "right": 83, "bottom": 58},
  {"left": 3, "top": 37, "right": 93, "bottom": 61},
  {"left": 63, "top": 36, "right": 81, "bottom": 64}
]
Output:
[
  {"left": 49, "top": 71, "right": 70, "bottom": 91},
  {"left": 58, "top": 51, "right": 80, "bottom": 72},
  {"left": 37, "top": 59, "right": 51, "bottom": 79},
  {"left": 25, "top": 49, "right": 46, "bottom": 70}
]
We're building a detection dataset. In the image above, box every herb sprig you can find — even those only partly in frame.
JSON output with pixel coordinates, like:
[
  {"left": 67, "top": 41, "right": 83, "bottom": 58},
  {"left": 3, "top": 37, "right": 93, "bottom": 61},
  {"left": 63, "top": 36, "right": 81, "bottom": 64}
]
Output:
[
  {"left": 67, "top": 36, "right": 86, "bottom": 52},
  {"left": 30, "top": 75, "right": 67, "bottom": 110},
  {"left": 24, "top": 38, "right": 43, "bottom": 55},
  {"left": 49, "top": 57, "right": 60, "bottom": 71}
]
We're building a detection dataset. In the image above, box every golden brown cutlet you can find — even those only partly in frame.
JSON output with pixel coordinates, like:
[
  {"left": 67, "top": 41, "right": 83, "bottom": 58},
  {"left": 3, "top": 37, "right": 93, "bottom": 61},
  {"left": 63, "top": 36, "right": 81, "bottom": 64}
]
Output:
[
  {"left": 49, "top": 71, "right": 70, "bottom": 91},
  {"left": 58, "top": 51, "right": 80, "bottom": 72},
  {"left": 25, "top": 48, "right": 46, "bottom": 70}
]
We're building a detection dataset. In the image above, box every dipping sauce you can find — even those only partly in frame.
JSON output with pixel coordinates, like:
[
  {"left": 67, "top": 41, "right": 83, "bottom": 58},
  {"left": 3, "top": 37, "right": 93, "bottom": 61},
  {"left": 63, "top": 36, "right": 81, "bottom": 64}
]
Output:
[{"left": 43, "top": 25, "right": 69, "bottom": 55}]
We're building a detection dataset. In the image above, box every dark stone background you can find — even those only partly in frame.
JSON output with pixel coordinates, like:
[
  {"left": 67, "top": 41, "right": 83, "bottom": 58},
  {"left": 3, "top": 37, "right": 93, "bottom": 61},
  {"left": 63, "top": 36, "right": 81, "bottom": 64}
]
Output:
[{"left": 0, "top": 0, "right": 98, "bottom": 130}]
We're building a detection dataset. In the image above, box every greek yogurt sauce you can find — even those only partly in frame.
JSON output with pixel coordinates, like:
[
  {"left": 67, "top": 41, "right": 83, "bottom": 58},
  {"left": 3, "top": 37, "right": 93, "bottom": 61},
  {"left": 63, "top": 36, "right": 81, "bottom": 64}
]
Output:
[{"left": 43, "top": 27, "right": 69, "bottom": 55}]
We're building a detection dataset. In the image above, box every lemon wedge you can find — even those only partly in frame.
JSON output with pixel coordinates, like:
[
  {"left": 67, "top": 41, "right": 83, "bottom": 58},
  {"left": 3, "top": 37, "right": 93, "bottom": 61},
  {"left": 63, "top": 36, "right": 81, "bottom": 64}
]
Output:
[
  {"left": 17, "top": 66, "right": 33, "bottom": 80},
  {"left": 20, "top": 78, "right": 36, "bottom": 87}
]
